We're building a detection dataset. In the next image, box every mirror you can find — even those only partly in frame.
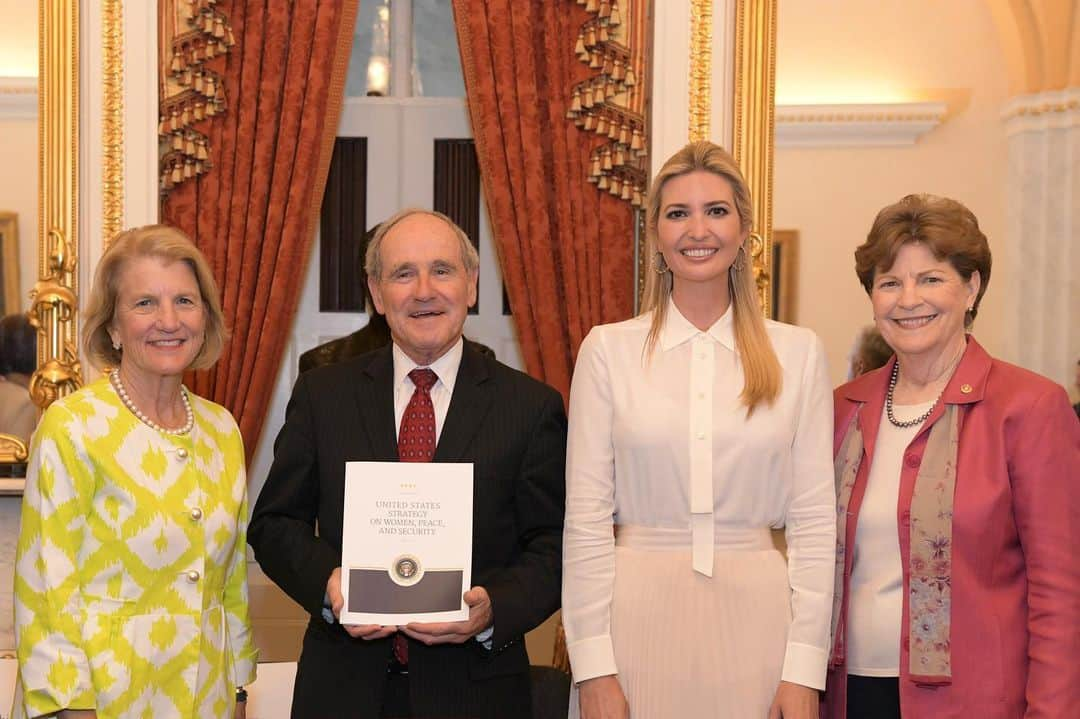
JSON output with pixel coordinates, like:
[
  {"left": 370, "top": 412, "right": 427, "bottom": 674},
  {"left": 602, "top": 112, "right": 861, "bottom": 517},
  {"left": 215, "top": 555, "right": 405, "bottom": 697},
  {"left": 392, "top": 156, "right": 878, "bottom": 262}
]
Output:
[
  {"left": 0, "top": 4, "right": 38, "bottom": 466},
  {"left": 0, "top": 0, "right": 81, "bottom": 476}
]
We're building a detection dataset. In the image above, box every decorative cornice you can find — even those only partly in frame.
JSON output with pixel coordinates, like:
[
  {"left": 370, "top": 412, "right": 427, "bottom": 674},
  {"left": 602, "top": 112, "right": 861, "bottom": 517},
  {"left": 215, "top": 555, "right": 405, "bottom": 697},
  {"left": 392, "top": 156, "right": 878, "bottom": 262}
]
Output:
[
  {"left": 101, "top": 0, "right": 125, "bottom": 244},
  {"left": 688, "top": 0, "right": 712, "bottom": 141},
  {"left": 1002, "top": 88, "right": 1080, "bottom": 134},
  {"left": 775, "top": 102, "right": 946, "bottom": 147},
  {"left": 0, "top": 77, "right": 37, "bottom": 120}
]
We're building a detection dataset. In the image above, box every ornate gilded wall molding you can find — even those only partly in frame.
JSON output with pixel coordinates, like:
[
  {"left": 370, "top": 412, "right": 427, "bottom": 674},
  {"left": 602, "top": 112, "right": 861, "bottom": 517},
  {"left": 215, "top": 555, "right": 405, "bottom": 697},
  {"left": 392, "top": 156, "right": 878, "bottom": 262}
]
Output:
[
  {"left": 688, "top": 0, "right": 712, "bottom": 141},
  {"left": 732, "top": 0, "right": 777, "bottom": 316},
  {"left": 31, "top": 0, "right": 83, "bottom": 408},
  {"left": 101, "top": 0, "right": 125, "bottom": 244}
]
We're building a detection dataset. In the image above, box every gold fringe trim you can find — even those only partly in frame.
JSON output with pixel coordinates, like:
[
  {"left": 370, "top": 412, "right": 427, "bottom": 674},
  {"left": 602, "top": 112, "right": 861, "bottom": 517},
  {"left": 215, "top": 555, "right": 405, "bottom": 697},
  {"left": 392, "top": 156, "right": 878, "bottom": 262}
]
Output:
[
  {"left": 158, "top": 0, "right": 235, "bottom": 195},
  {"left": 567, "top": 0, "right": 648, "bottom": 207}
]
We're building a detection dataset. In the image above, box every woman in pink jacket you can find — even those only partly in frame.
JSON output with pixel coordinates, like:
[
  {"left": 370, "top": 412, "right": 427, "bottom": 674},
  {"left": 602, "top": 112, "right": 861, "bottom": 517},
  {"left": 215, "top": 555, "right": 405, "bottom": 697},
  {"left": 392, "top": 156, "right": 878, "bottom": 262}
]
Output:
[{"left": 824, "top": 194, "right": 1080, "bottom": 718}]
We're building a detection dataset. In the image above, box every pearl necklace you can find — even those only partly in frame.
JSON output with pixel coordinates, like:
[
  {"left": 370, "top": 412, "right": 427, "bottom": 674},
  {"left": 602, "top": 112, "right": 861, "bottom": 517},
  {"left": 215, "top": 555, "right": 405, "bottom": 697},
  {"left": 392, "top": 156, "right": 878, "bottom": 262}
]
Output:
[
  {"left": 885, "top": 362, "right": 944, "bottom": 429},
  {"left": 110, "top": 368, "right": 194, "bottom": 435}
]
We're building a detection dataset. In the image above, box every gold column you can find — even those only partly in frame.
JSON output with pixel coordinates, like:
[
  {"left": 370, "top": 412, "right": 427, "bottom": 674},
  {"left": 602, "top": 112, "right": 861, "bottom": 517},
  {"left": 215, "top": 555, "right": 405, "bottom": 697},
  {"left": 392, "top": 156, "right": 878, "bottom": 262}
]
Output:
[
  {"left": 688, "top": 0, "right": 712, "bottom": 141},
  {"left": 102, "top": 0, "right": 125, "bottom": 243},
  {"left": 31, "top": 0, "right": 83, "bottom": 409},
  {"left": 732, "top": 0, "right": 777, "bottom": 316}
]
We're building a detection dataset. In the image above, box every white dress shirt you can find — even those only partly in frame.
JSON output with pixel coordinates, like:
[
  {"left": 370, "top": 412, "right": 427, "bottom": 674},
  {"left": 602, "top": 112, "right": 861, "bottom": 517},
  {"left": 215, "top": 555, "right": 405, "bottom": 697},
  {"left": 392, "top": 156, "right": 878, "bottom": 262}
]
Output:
[
  {"left": 846, "top": 400, "right": 933, "bottom": 677},
  {"left": 562, "top": 300, "right": 837, "bottom": 689},
  {"left": 391, "top": 338, "right": 463, "bottom": 442}
]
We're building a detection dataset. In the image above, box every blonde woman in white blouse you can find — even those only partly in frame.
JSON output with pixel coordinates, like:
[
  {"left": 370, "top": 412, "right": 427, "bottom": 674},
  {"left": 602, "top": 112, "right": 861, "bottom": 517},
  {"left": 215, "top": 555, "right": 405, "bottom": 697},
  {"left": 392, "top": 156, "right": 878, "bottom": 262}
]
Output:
[{"left": 562, "top": 141, "right": 836, "bottom": 719}]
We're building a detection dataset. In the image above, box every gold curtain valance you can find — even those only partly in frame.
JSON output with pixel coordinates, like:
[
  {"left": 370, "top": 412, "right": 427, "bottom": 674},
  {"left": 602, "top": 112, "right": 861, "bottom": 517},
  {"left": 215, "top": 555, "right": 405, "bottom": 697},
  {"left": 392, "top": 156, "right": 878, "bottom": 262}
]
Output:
[{"left": 566, "top": 0, "right": 648, "bottom": 207}]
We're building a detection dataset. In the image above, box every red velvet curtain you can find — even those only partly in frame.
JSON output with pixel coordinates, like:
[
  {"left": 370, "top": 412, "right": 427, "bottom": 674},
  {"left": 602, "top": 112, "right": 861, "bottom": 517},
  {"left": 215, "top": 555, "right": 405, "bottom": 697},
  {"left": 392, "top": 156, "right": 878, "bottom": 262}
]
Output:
[
  {"left": 452, "top": 1, "right": 635, "bottom": 403},
  {"left": 162, "top": 1, "right": 359, "bottom": 462}
]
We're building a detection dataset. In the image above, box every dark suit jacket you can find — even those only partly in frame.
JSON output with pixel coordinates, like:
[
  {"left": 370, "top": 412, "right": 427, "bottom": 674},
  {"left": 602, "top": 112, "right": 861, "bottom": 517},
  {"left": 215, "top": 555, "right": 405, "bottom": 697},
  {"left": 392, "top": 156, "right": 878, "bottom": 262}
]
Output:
[{"left": 249, "top": 343, "right": 567, "bottom": 718}]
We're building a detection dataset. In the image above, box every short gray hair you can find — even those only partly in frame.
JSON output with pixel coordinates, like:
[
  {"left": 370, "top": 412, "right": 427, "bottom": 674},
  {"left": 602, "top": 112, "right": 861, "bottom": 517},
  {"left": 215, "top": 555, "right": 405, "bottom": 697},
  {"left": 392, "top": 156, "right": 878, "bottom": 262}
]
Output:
[{"left": 365, "top": 208, "right": 480, "bottom": 281}]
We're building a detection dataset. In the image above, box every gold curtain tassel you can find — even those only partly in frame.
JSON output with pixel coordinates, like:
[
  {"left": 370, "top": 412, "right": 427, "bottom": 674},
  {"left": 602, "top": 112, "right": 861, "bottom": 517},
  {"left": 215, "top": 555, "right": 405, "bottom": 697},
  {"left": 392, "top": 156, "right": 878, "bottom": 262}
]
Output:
[
  {"left": 611, "top": 58, "right": 624, "bottom": 81},
  {"left": 586, "top": 28, "right": 597, "bottom": 47},
  {"left": 624, "top": 68, "right": 637, "bottom": 86},
  {"left": 583, "top": 115, "right": 595, "bottom": 131},
  {"left": 575, "top": 35, "right": 586, "bottom": 55},
  {"left": 205, "top": 42, "right": 216, "bottom": 59},
  {"left": 598, "top": 25, "right": 609, "bottom": 42},
  {"left": 185, "top": 136, "right": 196, "bottom": 155},
  {"left": 630, "top": 128, "right": 643, "bottom": 150},
  {"left": 590, "top": 52, "right": 602, "bottom": 69},
  {"left": 181, "top": 106, "right": 192, "bottom": 126},
  {"left": 171, "top": 164, "right": 183, "bottom": 183},
  {"left": 602, "top": 150, "right": 613, "bottom": 170},
  {"left": 595, "top": 117, "right": 607, "bottom": 134},
  {"left": 607, "top": 120, "right": 619, "bottom": 139},
  {"left": 618, "top": 124, "right": 629, "bottom": 145},
  {"left": 590, "top": 156, "right": 602, "bottom": 176},
  {"left": 597, "top": 175, "right": 609, "bottom": 190},
  {"left": 585, "top": 0, "right": 598, "bottom": 12},
  {"left": 193, "top": 102, "right": 205, "bottom": 121},
  {"left": 599, "top": 1, "right": 611, "bottom": 19},
  {"left": 610, "top": 179, "right": 622, "bottom": 196},
  {"left": 213, "top": 17, "right": 225, "bottom": 38},
  {"left": 610, "top": 4, "right": 622, "bottom": 26},
  {"left": 582, "top": 88, "right": 594, "bottom": 108},
  {"left": 570, "top": 90, "right": 582, "bottom": 112},
  {"left": 183, "top": 161, "right": 194, "bottom": 179},
  {"left": 621, "top": 183, "right": 632, "bottom": 201}
]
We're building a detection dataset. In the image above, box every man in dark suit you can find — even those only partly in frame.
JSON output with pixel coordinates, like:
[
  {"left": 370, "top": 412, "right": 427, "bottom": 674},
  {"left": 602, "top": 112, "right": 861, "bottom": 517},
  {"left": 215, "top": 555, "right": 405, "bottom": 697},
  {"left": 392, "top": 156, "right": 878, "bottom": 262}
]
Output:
[{"left": 249, "top": 208, "right": 567, "bottom": 718}]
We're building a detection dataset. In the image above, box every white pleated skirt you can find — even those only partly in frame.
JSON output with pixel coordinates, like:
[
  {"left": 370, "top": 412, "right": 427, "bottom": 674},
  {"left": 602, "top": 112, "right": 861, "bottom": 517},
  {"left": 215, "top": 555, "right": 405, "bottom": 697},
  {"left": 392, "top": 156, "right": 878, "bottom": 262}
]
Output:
[{"left": 569, "top": 524, "right": 791, "bottom": 719}]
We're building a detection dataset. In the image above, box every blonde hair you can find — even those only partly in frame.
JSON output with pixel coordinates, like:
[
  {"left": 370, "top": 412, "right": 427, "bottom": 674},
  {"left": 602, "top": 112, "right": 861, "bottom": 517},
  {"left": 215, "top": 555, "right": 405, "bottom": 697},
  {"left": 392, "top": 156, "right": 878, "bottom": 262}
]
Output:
[
  {"left": 641, "top": 141, "right": 781, "bottom": 413},
  {"left": 83, "top": 224, "right": 227, "bottom": 370}
]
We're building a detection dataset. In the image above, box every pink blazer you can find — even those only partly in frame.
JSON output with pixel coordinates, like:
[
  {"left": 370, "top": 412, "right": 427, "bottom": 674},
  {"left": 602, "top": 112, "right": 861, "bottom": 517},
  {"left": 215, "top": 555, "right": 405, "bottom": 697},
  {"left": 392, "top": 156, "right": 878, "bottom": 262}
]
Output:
[{"left": 823, "top": 338, "right": 1080, "bottom": 719}]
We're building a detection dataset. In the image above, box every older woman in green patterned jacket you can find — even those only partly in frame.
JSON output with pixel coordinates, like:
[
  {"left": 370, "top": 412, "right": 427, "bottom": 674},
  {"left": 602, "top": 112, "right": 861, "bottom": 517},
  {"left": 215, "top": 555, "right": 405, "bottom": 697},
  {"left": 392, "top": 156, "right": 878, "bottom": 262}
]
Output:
[{"left": 14, "top": 225, "right": 257, "bottom": 719}]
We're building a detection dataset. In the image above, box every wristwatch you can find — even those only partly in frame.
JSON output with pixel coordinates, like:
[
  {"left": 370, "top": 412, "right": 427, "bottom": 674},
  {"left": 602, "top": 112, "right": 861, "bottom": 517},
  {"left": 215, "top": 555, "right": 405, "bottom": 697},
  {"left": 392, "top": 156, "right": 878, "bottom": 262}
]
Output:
[{"left": 236, "top": 686, "right": 248, "bottom": 703}]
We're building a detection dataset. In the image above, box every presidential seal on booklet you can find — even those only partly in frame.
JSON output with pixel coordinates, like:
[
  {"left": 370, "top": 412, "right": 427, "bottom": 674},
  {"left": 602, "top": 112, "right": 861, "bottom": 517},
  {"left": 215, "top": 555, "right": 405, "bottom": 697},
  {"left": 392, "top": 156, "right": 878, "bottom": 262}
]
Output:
[{"left": 340, "top": 462, "right": 473, "bottom": 625}]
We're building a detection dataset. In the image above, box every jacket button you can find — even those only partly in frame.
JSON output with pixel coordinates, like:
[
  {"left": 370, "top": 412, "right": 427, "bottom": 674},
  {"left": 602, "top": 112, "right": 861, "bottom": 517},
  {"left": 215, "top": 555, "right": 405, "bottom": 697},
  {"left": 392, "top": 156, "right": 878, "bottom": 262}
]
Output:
[
  {"left": 189, "top": 507, "right": 203, "bottom": 521},
  {"left": 904, "top": 453, "right": 921, "bottom": 468},
  {"left": 176, "top": 448, "right": 189, "bottom": 460},
  {"left": 186, "top": 570, "right": 200, "bottom": 583}
]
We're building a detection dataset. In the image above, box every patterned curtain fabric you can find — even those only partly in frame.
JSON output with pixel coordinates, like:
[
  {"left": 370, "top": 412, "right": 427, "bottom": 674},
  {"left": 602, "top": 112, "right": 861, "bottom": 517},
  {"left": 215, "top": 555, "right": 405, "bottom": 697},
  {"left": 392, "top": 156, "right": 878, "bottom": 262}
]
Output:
[
  {"left": 162, "top": 0, "right": 360, "bottom": 462},
  {"left": 453, "top": 0, "right": 636, "bottom": 404}
]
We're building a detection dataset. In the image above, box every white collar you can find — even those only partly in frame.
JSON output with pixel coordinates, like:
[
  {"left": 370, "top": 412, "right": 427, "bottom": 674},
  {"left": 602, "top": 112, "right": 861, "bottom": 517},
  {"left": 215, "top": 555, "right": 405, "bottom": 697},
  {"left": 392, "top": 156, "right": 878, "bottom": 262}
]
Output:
[
  {"left": 392, "top": 337, "right": 464, "bottom": 394},
  {"left": 657, "top": 297, "right": 736, "bottom": 352}
]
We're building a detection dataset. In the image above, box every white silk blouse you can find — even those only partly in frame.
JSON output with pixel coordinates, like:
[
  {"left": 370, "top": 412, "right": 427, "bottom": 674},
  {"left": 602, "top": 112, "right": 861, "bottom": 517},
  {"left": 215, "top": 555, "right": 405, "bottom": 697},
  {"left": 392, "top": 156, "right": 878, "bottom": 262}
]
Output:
[{"left": 562, "top": 301, "right": 837, "bottom": 690}]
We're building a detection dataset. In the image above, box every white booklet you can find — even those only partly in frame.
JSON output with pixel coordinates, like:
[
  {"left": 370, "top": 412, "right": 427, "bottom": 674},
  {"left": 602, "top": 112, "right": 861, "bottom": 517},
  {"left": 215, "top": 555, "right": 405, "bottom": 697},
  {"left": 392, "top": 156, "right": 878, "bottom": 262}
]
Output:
[{"left": 340, "top": 461, "right": 473, "bottom": 625}]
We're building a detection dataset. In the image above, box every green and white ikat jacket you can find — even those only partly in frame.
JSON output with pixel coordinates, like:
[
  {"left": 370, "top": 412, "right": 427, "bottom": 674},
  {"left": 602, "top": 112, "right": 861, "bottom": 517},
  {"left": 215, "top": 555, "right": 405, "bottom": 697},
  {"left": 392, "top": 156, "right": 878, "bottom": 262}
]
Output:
[{"left": 14, "top": 377, "right": 258, "bottom": 719}]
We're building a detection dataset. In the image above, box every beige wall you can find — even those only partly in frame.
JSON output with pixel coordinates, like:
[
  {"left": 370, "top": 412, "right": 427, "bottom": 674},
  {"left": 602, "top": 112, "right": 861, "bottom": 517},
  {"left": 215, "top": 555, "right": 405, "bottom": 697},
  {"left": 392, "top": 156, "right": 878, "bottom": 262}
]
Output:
[
  {"left": 775, "top": 0, "right": 1011, "bottom": 386},
  {"left": 0, "top": 1, "right": 36, "bottom": 77}
]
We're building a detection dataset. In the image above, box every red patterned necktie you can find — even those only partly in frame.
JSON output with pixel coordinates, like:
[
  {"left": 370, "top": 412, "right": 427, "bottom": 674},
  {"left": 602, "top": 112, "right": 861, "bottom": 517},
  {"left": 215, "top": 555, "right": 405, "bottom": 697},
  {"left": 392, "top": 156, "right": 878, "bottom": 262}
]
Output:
[{"left": 393, "top": 367, "right": 438, "bottom": 664}]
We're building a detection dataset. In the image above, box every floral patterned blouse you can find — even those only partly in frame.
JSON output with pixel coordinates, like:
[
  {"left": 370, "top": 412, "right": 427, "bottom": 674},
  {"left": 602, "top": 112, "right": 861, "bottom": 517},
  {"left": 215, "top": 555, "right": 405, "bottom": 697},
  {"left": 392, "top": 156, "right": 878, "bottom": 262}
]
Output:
[{"left": 14, "top": 377, "right": 257, "bottom": 719}]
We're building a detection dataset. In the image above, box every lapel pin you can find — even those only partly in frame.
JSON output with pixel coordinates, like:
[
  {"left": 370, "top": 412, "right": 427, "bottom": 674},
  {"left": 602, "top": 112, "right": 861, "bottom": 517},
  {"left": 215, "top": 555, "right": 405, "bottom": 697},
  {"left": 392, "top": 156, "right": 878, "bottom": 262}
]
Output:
[{"left": 960, "top": 383, "right": 973, "bottom": 394}]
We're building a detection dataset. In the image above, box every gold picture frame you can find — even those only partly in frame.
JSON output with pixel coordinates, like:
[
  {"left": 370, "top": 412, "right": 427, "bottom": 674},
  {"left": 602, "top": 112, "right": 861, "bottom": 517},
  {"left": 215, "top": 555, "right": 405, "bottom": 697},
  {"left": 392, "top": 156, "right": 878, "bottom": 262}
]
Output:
[
  {"left": 30, "top": 0, "right": 83, "bottom": 412},
  {"left": 0, "top": 212, "right": 17, "bottom": 315},
  {"left": 770, "top": 229, "right": 798, "bottom": 324}
]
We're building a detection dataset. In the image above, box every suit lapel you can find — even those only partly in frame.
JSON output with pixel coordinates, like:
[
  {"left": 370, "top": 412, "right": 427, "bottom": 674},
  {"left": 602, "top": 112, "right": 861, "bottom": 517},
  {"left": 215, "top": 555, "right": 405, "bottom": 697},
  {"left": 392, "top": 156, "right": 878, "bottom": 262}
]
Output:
[
  {"left": 434, "top": 346, "right": 494, "bottom": 462},
  {"left": 357, "top": 346, "right": 400, "bottom": 461}
]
